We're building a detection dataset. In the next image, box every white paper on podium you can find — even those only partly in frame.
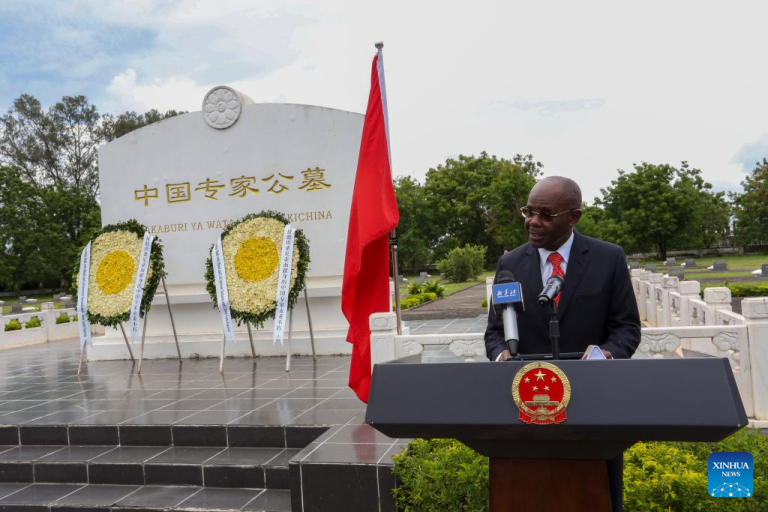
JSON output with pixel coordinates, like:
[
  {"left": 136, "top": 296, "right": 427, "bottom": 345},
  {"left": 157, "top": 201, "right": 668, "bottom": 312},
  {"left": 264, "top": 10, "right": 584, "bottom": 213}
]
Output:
[{"left": 584, "top": 345, "right": 607, "bottom": 360}]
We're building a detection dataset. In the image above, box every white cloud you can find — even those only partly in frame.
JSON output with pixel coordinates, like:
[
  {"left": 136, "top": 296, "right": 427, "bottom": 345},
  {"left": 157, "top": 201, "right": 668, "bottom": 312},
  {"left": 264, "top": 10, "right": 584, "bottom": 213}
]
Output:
[{"left": 27, "top": 0, "right": 768, "bottom": 201}]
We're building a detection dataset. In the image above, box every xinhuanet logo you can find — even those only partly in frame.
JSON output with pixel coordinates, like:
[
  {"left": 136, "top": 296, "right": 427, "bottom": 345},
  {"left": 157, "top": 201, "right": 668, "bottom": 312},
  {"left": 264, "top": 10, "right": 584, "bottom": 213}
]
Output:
[{"left": 708, "top": 452, "right": 753, "bottom": 498}]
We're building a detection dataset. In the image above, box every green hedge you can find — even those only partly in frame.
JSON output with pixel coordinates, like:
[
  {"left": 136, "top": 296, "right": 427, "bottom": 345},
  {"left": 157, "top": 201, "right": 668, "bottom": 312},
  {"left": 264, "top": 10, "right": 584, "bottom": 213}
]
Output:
[
  {"left": 56, "top": 313, "right": 71, "bottom": 324},
  {"left": 4, "top": 319, "right": 21, "bottom": 332},
  {"left": 25, "top": 316, "right": 41, "bottom": 328},
  {"left": 392, "top": 439, "right": 488, "bottom": 511},
  {"left": 728, "top": 283, "right": 768, "bottom": 298},
  {"left": 393, "top": 429, "right": 767, "bottom": 511},
  {"left": 399, "top": 292, "right": 438, "bottom": 310}
]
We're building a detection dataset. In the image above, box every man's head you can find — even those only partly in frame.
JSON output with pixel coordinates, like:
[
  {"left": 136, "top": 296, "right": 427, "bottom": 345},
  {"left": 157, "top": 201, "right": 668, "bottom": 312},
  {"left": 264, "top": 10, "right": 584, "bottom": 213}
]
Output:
[{"left": 523, "top": 176, "right": 582, "bottom": 250}]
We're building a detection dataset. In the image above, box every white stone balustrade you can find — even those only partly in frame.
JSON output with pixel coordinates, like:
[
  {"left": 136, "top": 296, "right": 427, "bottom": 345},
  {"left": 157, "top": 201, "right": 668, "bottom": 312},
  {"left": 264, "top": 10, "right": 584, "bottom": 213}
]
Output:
[
  {"left": 369, "top": 312, "right": 486, "bottom": 365},
  {"left": 0, "top": 303, "right": 91, "bottom": 350}
]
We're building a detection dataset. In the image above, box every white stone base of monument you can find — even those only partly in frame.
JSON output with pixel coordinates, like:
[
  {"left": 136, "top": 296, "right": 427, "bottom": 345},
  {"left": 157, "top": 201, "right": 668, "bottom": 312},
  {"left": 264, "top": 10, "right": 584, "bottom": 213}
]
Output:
[
  {"left": 85, "top": 279, "right": 352, "bottom": 361},
  {"left": 749, "top": 419, "right": 768, "bottom": 429},
  {"left": 86, "top": 330, "right": 350, "bottom": 361}
]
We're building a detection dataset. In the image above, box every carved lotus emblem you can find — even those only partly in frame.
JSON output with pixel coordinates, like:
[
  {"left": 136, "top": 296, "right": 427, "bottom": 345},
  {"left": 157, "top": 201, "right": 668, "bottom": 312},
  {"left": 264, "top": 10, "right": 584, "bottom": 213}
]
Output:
[{"left": 203, "top": 86, "right": 242, "bottom": 129}]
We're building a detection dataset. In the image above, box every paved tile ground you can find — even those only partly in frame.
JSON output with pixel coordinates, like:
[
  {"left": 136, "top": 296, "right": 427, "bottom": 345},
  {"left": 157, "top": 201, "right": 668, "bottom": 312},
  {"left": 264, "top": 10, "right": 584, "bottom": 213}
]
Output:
[
  {"left": 0, "top": 340, "right": 363, "bottom": 427},
  {"left": 405, "top": 315, "right": 486, "bottom": 335},
  {"left": 0, "top": 337, "right": 467, "bottom": 427}
]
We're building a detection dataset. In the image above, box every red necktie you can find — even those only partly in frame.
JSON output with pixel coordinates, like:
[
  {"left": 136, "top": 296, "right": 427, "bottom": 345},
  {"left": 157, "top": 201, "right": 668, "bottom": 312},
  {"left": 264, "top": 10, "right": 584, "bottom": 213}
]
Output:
[{"left": 547, "top": 252, "right": 565, "bottom": 306}]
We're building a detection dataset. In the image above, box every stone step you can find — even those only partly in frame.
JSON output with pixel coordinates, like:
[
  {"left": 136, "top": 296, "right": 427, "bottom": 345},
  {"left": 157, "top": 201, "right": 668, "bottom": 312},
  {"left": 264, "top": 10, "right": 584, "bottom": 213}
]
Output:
[
  {"left": 0, "top": 445, "right": 300, "bottom": 489},
  {"left": 0, "top": 424, "right": 327, "bottom": 449},
  {"left": 0, "top": 482, "right": 290, "bottom": 511}
]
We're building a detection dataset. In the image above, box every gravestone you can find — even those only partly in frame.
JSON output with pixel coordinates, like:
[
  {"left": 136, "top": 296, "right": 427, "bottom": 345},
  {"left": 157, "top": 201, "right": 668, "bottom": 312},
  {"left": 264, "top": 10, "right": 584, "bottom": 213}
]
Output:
[
  {"left": 94, "top": 89, "right": 366, "bottom": 360},
  {"left": 664, "top": 257, "right": 676, "bottom": 266},
  {"left": 761, "top": 264, "right": 768, "bottom": 277},
  {"left": 645, "top": 264, "right": 657, "bottom": 273},
  {"left": 628, "top": 260, "right": 640, "bottom": 269},
  {"left": 10, "top": 304, "right": 21, "bottom": 314},
  {"left": 712, "top": 261, "right": 727, "bottom": 271},
  {"left": 684, "top": 258, "right": 697, "bottom": 268},
  {"left": 667, "top": 268, "right": 684, "bottom": 279}
]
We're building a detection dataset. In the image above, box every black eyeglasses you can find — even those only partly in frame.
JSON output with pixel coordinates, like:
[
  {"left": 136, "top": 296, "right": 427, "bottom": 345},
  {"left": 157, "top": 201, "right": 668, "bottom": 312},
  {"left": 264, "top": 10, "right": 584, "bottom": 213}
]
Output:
[{"left": 519, "top": 206, "right": 577, "bottom": 222}]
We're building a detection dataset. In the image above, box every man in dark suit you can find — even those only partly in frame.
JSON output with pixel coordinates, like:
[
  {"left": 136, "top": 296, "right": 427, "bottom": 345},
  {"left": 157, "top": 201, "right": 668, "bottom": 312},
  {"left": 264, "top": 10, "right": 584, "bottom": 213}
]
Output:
[{"left": 484, "top": 176, "right": 640, "bottom": 512}]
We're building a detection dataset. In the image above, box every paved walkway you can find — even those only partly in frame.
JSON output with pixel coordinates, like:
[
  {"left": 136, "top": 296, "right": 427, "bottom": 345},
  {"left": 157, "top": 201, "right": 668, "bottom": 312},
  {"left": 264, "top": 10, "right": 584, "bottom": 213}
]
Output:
[{"left": 401, "top": 283, "right": 487, "bottom": 321}]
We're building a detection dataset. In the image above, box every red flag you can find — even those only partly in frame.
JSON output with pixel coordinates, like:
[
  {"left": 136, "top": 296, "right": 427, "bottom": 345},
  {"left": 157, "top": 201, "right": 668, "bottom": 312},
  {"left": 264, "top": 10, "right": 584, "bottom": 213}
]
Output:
[{"left": 342, "top": 47, "right": 399, "bottom": 403}]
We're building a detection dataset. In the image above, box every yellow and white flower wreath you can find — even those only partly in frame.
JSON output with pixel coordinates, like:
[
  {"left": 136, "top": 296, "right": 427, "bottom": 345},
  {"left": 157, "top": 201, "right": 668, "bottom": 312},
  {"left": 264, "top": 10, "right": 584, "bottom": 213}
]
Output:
[
  {"left": 205, "top": 211, "right": 310, "bottom": 327},
  {"left": 74, "top": 220, "right": 166, "bottom": 327}
]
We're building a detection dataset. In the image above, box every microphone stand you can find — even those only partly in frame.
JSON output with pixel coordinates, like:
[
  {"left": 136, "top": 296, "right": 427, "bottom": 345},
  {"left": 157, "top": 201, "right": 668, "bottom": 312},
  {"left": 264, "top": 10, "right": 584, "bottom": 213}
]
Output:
[{"left": 549, "top": 301, "right": 560, "bottom": 360}]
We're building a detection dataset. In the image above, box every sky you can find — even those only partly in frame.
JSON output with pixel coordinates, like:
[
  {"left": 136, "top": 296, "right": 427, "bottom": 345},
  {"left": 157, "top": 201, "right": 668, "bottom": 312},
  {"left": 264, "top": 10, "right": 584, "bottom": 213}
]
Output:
[{"left": 1, "top": 0, "right": 767, "bottom": 202}]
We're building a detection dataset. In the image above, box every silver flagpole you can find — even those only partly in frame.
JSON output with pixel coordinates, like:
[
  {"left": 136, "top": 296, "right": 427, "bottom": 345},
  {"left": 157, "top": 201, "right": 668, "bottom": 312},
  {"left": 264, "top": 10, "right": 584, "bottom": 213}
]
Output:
[
  {"left": 376, "top": 41, "right": 402, "bottom": 336},
  {"left": 390, "top": 229, "right": 402, "bottom": 335}
]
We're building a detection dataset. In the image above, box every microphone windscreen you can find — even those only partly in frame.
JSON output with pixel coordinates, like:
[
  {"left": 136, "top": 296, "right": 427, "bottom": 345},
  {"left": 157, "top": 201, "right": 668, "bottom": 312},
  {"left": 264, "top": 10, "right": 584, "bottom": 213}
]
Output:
[{"left": 497, "top": 270, "right": 516, "bottom": 284}]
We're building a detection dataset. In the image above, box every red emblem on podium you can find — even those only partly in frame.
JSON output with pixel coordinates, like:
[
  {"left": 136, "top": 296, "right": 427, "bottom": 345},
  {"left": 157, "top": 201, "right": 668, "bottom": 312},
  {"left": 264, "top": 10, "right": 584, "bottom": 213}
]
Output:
[{"left": 512, "top": 362, "right": 571, "bottom": 425}]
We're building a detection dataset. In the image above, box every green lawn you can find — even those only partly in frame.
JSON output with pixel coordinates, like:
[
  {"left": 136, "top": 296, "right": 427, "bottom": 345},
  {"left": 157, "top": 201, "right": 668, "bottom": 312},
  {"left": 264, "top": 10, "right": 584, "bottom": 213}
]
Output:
[
  {"left": 1, "top": 294, "right": 69, "bottom": 314},
  {"left": 684, "top": 271, "right": 755, "bottom": 279},
  {"left": 639, "top": 253, "right": 768, "bottom": 270}
]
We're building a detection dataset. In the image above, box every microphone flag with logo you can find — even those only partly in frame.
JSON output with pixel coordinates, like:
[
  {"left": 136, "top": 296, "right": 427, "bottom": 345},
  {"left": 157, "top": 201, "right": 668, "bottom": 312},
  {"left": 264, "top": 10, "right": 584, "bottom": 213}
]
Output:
[{"left": 342, "top": 44, "right": 399, "bottom": 403}]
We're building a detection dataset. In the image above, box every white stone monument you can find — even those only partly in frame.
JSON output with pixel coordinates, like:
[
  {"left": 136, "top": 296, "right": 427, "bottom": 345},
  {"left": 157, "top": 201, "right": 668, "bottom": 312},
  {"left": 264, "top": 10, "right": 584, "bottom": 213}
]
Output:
[{"left": 90, "top": 88, "right": 363, "bottom": 360}]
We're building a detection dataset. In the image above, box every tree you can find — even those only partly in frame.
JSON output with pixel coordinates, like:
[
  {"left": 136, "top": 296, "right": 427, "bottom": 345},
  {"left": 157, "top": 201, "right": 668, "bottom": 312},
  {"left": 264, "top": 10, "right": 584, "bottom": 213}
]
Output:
[
  {"left": 0, "top": 94, "right": 102, "bottom": 193},
  {"left": 0, "top": 94, "right": 182, "bottom": 291},
  {"left": 100, "top": 108, "right": 185, "bottom": 142},
  {"left": 689, "top": 191, "right": 731, "bottom": 250},
  {"left": 732, "top": 159, "right": 768, "bottom": 247},
  {"left": 594, "top": 162, "right": 721, "bottom": 259},
  {"left": 0, "top": 166, "right": 100, "bottom": 290},
  {"left": 423, "top": 152, "right": 541, "bottom": 265},
  {"left": 394, "top": 176, "right": 435, "bottom": 271}
]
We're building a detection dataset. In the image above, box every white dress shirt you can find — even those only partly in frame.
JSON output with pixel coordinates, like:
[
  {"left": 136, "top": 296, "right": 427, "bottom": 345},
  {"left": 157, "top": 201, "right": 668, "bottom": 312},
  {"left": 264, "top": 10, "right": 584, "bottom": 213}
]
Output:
[{"left": 537, "top": 231, "right": 575, "bottom": 286}]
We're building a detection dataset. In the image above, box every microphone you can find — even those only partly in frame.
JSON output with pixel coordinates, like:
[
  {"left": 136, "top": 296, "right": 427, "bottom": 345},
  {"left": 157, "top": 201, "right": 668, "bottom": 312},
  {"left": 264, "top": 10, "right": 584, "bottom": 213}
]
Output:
[
  {"left": 493, "top": 270, "right": 525, "bottom": 357},
  {"left": 537, "top": 275, "right": 564, "bottom": 307}
]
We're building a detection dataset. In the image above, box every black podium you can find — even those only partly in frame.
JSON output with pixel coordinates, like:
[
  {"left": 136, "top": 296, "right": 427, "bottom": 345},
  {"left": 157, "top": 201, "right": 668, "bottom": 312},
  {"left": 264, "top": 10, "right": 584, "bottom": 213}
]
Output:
[{"left": 365, "top": 357, "right": 747, "bottom": 511}]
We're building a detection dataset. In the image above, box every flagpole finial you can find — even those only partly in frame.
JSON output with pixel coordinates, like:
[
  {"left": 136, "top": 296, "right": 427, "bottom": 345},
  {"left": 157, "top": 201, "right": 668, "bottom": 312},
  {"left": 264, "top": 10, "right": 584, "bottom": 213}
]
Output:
[{"left": 375, "top": 41, "right": 384, "bottom": 50}]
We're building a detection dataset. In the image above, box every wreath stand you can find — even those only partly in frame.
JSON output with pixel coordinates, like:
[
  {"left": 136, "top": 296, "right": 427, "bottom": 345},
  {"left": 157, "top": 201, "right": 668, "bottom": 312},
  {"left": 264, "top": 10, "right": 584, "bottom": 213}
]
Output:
[
  {"left": 219, "top": 286, "right": 317, "bottom": 373},
  {"left": 77, "top": 276, "right": 182, "bottom": 376}
]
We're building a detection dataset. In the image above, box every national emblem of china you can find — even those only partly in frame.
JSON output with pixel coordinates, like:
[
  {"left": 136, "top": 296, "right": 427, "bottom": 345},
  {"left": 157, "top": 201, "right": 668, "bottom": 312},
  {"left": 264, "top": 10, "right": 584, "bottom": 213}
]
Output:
[{"left": 512, "top": 362, "right": 571, "bottom": 425}]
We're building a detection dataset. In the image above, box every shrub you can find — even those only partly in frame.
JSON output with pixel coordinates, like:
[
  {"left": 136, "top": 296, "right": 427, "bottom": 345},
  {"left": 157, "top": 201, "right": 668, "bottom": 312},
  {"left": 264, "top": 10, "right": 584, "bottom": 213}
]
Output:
[
  {"left": 56, "top": 313, "right": 71, "bottom": 324},
  {"left": 25, "top": 316, "right": 42, "bottom": 328},
  {"left": 481, "top": 299, "right": 488, "bottom": 308},
  {"left": 422, "top": 279, "right": 445, "bottom": 298},
  {"left": 437, "top": 244, "right": 487, "bottom": 283},
  {"left": 4, "top": 319, "right": 21, "bottom": 332},
  {"left": 392, "top": 439, "right": 489, "bottom": 511},
  {"left": 400, "top": 296, "right": 423, "bottom": 310},
  {"left": 624, "top": 430, "right": 768, "bottom": 511},
  {"left": 399, "top": 292, "right": 439, "bottom": 310},
  {"left": 727, "top": 283, "right": 768, "bottom": 298},
  {"left": 407, "top": 281, "right": 424, "bottom": 295},
  {"left": 392, "top": 429, "right": 768, "bottom": 511}
]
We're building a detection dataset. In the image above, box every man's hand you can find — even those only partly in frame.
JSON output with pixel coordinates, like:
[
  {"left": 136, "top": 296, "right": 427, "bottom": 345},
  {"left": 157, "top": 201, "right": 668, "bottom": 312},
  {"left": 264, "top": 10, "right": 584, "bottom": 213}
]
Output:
[{"left": 498, "top": 350, "right": 511, "bottom": 361}]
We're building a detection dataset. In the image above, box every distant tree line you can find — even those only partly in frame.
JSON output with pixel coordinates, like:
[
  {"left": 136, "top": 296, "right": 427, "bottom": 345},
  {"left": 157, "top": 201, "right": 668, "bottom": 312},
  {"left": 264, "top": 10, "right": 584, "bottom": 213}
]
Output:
[
  {"left": 396, "top": 156, "right": 768, "bottom": 270},
  {"left": 0, "top": 93, "right": 182, "bottom": 291},
  {"left": 1, "top": 93, "right": 766, "bottom": 290}
]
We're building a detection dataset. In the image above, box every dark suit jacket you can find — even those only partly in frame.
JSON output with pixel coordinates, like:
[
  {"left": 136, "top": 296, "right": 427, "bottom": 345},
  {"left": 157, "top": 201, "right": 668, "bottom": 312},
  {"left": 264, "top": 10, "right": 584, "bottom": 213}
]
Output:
[{"left": 484, "top": 231, "right": 641, "bottom": 361}]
